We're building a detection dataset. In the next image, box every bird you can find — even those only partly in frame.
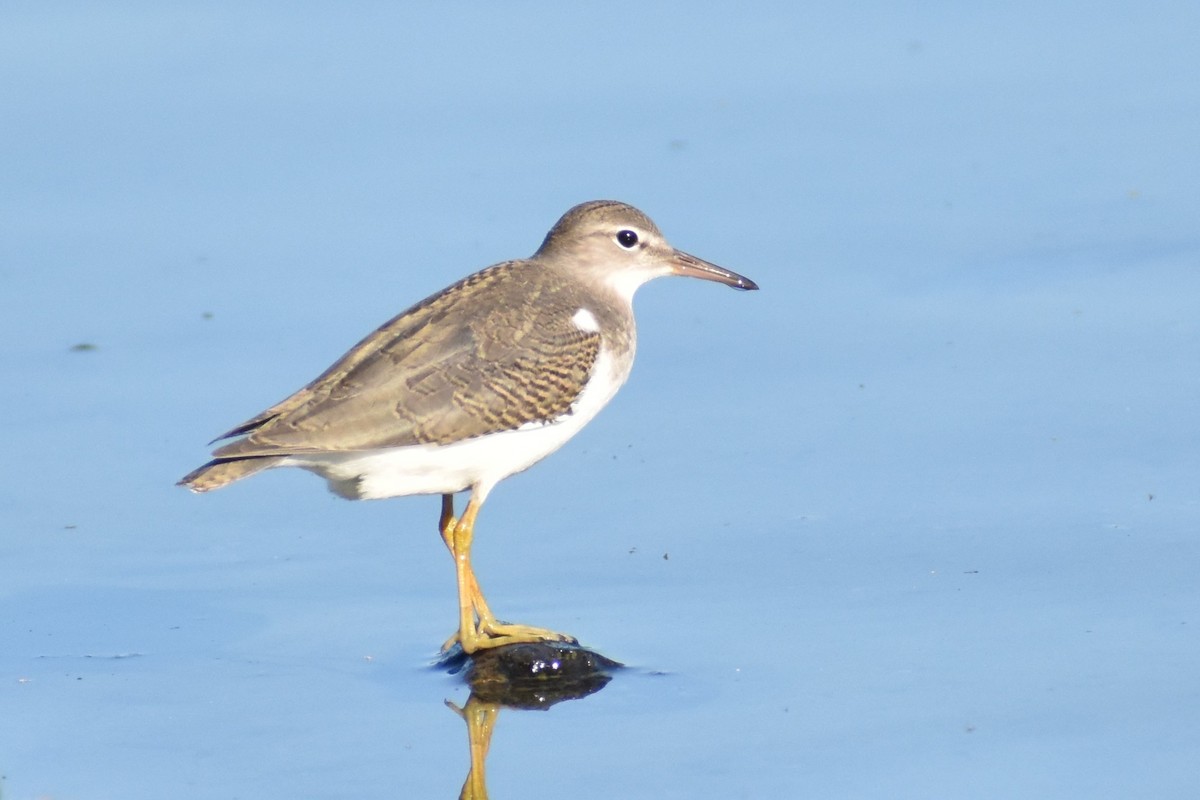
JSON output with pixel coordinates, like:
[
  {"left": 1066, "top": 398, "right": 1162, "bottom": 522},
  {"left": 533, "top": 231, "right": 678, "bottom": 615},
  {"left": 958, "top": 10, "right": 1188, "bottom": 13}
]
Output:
[{"left": 179, "top": 200, "right": 758, "bottom": 654}]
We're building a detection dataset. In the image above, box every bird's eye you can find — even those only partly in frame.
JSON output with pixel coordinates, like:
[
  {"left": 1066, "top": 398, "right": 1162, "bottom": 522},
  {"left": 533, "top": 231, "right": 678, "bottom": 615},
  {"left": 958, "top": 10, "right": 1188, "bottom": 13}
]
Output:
[{"left": 616, "top": 229, "right": 639, "bottom": 249}]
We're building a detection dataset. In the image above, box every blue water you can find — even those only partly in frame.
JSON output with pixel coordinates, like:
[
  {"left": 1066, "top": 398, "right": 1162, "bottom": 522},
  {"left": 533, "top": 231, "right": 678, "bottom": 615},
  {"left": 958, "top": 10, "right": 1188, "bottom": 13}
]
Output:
[{"left": 2, "top": 2, "right": 1198, "bottom": 797}]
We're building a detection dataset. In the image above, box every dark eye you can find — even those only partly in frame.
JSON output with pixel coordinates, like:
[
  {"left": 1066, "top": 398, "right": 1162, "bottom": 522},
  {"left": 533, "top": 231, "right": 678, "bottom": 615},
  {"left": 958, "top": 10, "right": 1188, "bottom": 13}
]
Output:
[{"left": 616, "top": 229, "right": 638, "bottom": 249}]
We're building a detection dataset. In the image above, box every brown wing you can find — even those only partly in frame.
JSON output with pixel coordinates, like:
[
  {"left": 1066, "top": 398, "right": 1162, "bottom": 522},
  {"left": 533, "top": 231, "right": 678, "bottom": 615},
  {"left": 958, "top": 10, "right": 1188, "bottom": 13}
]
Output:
[{"left": 210, "top": 261, "right": 601, "bottom": 458}]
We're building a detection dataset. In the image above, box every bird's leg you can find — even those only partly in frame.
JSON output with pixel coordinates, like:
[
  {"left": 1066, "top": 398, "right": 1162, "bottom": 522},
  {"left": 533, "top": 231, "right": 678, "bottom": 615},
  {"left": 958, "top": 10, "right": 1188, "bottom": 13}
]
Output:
[
  {"left": 439, "top": 495, "right": 495, "bottom": 652},
  {"left": 438, "top": 493, "right": 576, "bottom": 654},
  {"left": 439, "top": 494, "right": 495, "bottom": 623},
  {"left": 440, "top": 494, "right": 503, "bottom": 652}
]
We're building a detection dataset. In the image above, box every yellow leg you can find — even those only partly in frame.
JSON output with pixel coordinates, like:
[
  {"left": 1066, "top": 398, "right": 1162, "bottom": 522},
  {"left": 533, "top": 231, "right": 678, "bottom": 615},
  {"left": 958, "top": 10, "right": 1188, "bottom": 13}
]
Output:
[
  {"left": 438, "top": 493, "right": 577, "bottom": 654},
  {"left": 440, "top": 495, "right": 495, "bottom": 623},
  {"left": 446, "top": 695, "right": 499, "bottom": 799}
]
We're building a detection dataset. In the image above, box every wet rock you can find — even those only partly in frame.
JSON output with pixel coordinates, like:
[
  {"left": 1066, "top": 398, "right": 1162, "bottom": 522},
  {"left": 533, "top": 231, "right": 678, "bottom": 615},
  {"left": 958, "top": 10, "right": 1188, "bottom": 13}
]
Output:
[{"left": 446, "top": 641, "right": 622, "bottom": 709}]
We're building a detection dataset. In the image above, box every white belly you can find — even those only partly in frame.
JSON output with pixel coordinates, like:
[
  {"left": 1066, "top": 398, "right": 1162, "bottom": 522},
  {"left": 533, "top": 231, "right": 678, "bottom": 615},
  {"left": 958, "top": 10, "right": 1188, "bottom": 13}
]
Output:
[{"left": 279, "top": 348, "right": 628, "bottom": 501}]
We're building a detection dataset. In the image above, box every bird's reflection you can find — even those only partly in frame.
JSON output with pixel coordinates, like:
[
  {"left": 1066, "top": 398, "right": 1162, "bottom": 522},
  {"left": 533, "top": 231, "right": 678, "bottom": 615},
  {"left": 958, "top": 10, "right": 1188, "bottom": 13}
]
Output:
[
  {"left": 441, "top": 641, "right": 620, "bottom": 798},
  {"left": 445, "top": 696, "right": 496, "bottom": 800}
]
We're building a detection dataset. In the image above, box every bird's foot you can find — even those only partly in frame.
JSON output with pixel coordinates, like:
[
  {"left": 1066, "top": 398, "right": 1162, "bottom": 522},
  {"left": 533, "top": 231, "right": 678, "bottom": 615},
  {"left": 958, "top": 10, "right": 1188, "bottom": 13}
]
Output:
[
  {"left": 442, "top": 619, "right": 578, "bottom": 655},
  {"left": 480, "top": 619, "right": 578, "bottom": 645}
]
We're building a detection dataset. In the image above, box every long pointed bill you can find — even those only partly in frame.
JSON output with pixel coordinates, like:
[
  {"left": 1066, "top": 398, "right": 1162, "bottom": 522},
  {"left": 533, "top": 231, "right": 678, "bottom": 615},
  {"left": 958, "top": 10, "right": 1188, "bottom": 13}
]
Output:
[{"left": 670, "top": 250, "right": 759, "bottom": 291}]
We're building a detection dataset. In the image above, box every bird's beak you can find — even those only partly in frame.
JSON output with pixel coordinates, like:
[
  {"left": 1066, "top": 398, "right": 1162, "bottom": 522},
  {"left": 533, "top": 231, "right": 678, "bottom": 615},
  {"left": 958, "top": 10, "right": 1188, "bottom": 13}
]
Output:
[{"left": 671, "top": 250, "right": 759, "bottom": 291}]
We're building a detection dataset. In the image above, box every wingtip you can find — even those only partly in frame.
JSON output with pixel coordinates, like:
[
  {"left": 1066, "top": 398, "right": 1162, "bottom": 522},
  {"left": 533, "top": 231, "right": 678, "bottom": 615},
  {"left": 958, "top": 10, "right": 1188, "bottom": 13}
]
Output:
[
  {"left": 178, "top": 456, "right": 279, "bottom": 493},
  {"left": 176, "top": 478, "right": 207, "bottom": 493}
]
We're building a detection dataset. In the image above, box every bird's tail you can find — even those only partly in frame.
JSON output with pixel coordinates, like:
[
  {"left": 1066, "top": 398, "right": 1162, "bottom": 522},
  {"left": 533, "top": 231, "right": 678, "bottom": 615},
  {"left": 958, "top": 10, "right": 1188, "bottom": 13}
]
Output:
[{"left": 178, "top": 457, "right": 282, "bottom": 493}]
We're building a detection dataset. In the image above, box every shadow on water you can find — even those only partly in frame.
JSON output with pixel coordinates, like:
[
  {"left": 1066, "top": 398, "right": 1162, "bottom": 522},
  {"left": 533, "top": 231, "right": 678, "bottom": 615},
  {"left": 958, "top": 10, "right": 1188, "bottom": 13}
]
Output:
[{"left": 439, "top": 641, "right": 622, "bottom": 798}]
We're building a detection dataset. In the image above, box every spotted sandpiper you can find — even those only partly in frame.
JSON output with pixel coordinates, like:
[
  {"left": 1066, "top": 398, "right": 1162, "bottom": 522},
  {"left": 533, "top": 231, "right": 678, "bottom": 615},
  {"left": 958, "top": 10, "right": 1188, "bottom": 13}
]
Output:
[{"left": 180, "top": 200, "right": 757, "bottom": 654}]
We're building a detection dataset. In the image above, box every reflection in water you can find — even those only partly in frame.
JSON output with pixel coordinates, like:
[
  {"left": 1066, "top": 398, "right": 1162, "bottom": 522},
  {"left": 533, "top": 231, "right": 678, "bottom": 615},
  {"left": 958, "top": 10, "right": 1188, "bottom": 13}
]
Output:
[
  {"left": 443, "top": 642, "right": 621, "bottom": 798},
  {"left": 445, "top": 695, "right": 497, "bottom": 800}
]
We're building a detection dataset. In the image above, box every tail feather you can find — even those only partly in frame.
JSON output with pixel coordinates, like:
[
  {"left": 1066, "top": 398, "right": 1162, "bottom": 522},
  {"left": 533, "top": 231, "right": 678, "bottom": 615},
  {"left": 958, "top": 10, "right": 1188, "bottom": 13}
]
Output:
[{"left": 178, "top": 457, "right": 282, "bottom": 493}]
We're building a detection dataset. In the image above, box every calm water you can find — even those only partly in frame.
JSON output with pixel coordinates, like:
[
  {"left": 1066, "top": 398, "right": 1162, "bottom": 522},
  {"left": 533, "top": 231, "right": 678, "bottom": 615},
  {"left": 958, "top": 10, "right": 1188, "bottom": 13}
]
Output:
[{"left": 3, "top": 3, "right": 1199, "bottom": 797}]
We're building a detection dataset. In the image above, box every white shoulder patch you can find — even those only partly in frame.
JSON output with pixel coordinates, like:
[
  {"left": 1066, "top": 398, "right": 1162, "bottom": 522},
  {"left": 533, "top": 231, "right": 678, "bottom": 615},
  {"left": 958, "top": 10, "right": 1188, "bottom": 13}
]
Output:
[{"left": 571, "top": 307, "right": 600, "bottom": 333}]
